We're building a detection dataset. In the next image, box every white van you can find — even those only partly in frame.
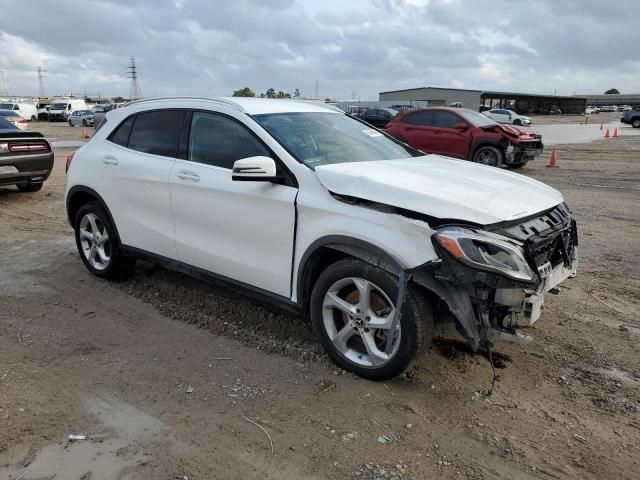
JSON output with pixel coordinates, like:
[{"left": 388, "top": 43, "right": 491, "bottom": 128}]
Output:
[
  {"left": 0, "top": 101, "right": 38, "bottom": 121},
  {"left": 48, "top": 98, "right": 88, "bottom": 121}
]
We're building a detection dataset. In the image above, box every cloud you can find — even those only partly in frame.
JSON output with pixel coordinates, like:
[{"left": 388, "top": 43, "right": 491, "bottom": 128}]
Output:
[{"left": 0, "top": 0, "right": 637, "bottom": 99}]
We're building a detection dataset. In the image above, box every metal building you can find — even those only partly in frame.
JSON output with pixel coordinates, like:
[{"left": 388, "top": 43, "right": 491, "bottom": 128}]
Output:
[{"left": 379, "top": 87, "right": 588, "bottom": 114}]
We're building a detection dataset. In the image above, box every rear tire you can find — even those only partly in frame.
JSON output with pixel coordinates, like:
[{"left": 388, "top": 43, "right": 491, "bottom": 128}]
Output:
[
  {"left": 472, "top": 146, "right": 503, "bottom": 168},
  {"left": 30, "top": 115, "right": 36, "bottom": 121},
  {"left": 17, "top": 182, "right": 43, "bottom": 192},
  {"left": 310, "top": 258, "right": 433, "bottom": 380},
  {"left": 74, "top": 202, "right": 135, "bottom": 280}
]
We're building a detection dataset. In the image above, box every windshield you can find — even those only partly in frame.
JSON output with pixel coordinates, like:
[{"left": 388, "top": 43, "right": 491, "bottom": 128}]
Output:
[
  {"left": 50, "top": 103, "right": 67, "bottom": 110},
  {"left": 458, "top": 109, "right": 499, "bottom": 127},
  {"left": 0, "top": 103, "right": 13, "bottom": 110},
  {"left": 254, "top": 112, "right": 419, "bottom": 169}
]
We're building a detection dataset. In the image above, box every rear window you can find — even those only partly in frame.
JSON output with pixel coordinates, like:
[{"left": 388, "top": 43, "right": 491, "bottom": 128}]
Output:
[
  {"left": 127, "top": 110, "right": 184, "bottom": 158},
  {"left": 107, "top": 116, "right": 134, "bottom": 146}
]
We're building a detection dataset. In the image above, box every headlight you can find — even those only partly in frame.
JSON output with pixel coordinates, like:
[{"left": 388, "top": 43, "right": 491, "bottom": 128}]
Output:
[{"left": 433, "top": 227, "right": 536, "bottom": 282}]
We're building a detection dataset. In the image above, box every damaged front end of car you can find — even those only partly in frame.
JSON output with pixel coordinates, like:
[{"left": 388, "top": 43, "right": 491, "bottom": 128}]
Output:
[{"left": 413, "top": 203, "right": 578, "bottom": 350}]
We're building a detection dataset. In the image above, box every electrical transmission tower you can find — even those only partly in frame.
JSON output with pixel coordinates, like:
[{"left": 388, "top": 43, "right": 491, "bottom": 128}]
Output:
[
  {"left": 0, "top": 71, "right": 9, "bottom": 97},
  {"left": 37, "top": 66, "right": 46, "bottom": 98},
  {"left": 127, "top": 57, "right": 142, "bottom": 100}
]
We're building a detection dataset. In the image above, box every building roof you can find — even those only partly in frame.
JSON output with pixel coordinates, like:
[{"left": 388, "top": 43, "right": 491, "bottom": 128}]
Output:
[
  {"left": 379, "top": 86, "right": 586, "bottom": 101},
  {"left": 379, "top": 86, "right": 483, "bottom": 95}
]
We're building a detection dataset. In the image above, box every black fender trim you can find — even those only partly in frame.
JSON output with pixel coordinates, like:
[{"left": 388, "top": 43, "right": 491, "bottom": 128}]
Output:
[
  {"left": 65, "top": 186, "right": 123, "bottom": 246},
  {"left": 296, "top": 235, "right": 405, "bottom": 303},
  {"left": 412, "top": 269, "right": 480, "bottom": 351}
]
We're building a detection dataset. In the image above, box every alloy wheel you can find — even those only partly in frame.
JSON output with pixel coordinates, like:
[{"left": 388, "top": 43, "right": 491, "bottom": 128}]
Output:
[
  {"left": 322, "top": 277, "right": 400, "bottom": 367},
  {"left": 475, "top": 149, "right": 499, "bottom": 166},
  {"left": 78, "top": 213, "right": 111, "bottom": 271}
]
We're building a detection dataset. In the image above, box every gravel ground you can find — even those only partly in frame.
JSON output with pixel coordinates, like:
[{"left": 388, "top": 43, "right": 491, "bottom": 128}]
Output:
[{"left": 1, "top": 120, "right": 639, "bottom": 479}]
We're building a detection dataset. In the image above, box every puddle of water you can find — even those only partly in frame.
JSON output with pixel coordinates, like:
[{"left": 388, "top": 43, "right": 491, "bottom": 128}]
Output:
[
  {"left": 4, "top": 438, "right": 147, "bottom": 480},
  {"left": 0, "top": 396, "right": 166, "bottom": 480},
  {"left": 87, "top": 396, "right": 165, "bottom": 443}
]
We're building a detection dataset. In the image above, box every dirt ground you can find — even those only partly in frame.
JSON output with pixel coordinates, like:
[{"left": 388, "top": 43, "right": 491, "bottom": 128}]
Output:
[{"left": 1, "top": 120, "right": 639, "bottom": 480}]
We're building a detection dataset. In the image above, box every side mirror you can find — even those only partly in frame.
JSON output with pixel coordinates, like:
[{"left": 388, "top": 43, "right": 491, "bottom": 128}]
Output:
[
  {"left": 453, "top": 122, "right": 469, "bottom": 130},
  {"left": 232, "top": 156, "right": 277, "bottom": 182}
]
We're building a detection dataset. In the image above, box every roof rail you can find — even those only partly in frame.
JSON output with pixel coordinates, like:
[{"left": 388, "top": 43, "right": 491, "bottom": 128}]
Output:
[{"left": 123, "top": 97, "right": 245, "bottom": 112}]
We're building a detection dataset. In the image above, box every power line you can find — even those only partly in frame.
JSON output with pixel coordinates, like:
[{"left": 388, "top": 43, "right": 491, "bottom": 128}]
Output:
[{"left": 127, "top": 57, "right": 142, "bottom": 100}]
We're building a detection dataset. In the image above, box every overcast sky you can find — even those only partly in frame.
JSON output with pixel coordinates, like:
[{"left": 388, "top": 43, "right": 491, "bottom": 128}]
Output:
[{"left": 0, "top": 0, "right": 637, "bottom": 100}]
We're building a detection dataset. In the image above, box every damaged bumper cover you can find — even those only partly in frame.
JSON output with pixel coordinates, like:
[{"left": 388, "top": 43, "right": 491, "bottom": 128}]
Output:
[{"left": 413, "top": 203, "right": 578, "bottom": 350}]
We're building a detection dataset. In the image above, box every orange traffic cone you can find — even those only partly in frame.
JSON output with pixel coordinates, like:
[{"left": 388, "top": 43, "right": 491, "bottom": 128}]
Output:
[
  {"left": 546, "top": 148, "right": 559, "bottom": 168},
  {"left": 613, "top": 128, "right": 619, "bottom": 138},
  {"left": 604, "top": 128, "right": 610, "bottom": 138},
  {"left": 82, "top": 128, "right": 90, "bottom": 139}
]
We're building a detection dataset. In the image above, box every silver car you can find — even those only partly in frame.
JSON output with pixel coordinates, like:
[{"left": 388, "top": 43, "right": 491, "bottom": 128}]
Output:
[{"left": 68, "top": 110, "right": 95, "bottom": 127}]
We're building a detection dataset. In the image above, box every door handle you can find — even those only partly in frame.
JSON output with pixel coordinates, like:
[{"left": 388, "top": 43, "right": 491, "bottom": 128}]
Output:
[
  {"left": 177, "top": 170, "right": 200, "bottom": 182},
  {"left": 102, "top": 155, "right": 118, "bottom": 165}
]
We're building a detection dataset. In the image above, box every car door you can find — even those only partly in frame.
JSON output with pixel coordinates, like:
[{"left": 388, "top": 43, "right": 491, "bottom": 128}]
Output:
[
  {"left": 169, "top": 110, "right": 298, "bottom": 297},
  {"left": 97, "top": 109, "right": 183, "bottom": 260},
  {"left": 430, "top": 111, "right": 471, "bottom": 159},
  {"left": 396, "top": 110, "right": 437, "bottom": 152}
]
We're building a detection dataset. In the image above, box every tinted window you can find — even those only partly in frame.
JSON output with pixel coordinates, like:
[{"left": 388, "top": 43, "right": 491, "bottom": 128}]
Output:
[
  {"left": 434, "top": 111, "right": 460, "bottom": 128},
  {"left": 363, "top": 109, "right": 377, "bottom": 116},
  {"left": 108, "top": 116, "right": 135, "bottom": 147},
  {"left": 128, "top": 110, "right": 184, "bottom": 157},
  {"left": 403, "top": 111, "right": 435, "bottom": 126},
  {"left": 188, "top": 112, "right": 270, "bottom": 169}
]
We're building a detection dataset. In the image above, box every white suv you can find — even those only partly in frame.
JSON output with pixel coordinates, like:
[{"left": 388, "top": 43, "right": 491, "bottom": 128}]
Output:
[{"left": 65, "top": 97, "right": 578, "bottom": 380}]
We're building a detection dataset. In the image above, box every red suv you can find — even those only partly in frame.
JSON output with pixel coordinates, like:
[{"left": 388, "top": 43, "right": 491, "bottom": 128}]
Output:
[{"left": 385, "top": 107, "right": 543, "bottom": 168}]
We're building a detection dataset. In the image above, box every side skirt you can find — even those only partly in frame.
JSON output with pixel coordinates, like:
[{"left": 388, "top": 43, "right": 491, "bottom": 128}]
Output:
[{"left": 121, "top": 245, "right": 303, "bottom": 315}]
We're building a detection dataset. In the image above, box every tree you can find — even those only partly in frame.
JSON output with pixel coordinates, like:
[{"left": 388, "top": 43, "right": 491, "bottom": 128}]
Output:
[
  {"left": 265, "top": 88, "right": 276, "bottom": 98},
  {"left": 604, "top": 88, "right": 620, "bottom": 95},
  {"left": 232, "top": 87, "right": 255, "bottom": 97},
  {"left": 294, "top": 88, "right": 301, "bottom": 98}
]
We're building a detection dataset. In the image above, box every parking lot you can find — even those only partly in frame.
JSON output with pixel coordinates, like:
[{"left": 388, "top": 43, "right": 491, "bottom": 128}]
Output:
[{"left": 1, "top": 117, "right": 639, "bottom": 479}]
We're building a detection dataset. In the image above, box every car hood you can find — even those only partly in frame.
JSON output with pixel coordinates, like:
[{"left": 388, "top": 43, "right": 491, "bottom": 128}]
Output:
[{"left": 315, "top": 155, "right": 564, "bottom": 225}]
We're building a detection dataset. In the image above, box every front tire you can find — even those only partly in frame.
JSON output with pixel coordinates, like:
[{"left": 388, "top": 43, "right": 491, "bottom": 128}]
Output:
[
  {"left": 82, "top": 119, "right": 88, "bottom": 127},
  {"left": 68, "top": 120, "right": 73, "bottom": 127},
  {"left": 472, "top": 146, "right": 503, "bottom": 167},
  {"left": 310, "top": 258, "right": 433, "bottom": 380},
  {"left": 74, "top": 202, "right": 135, "bottom": 280},
  {"left": 632, "top": 119, "right": 640, "bottom": 128},
  {"left": 513, "top": 119, "right": 522, "bottom": 125}
]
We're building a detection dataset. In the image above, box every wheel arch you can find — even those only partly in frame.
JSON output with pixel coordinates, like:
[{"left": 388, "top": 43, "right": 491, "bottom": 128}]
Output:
[
  {"left": 296, "top": 235, "right": 405, "bottom": 309},
  {"left": 66, "top": 186, "right": 122, "bottom": 245}
]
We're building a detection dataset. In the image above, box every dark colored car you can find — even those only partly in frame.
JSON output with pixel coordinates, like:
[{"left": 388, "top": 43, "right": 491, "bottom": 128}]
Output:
[
  {"left": 385, "top": 107, "right": 544, "bottom": 169},
  {"left": 0, "top": 119, "right": 54, "bottom": 192},
  {"left": 621, "top": 109, "right": 640, "bottom": 128},
  {"left": 355, "top": 108, "right": 398, "bottom": 128}
]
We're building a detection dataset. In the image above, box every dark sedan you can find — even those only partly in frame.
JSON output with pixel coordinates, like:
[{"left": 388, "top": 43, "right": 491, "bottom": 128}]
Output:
[
  {"left": 355, "top": 107, "right": 398, "bottom": 128},
  {"left": 0, "top": 118, "right": 54, "bottom": 192}
]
